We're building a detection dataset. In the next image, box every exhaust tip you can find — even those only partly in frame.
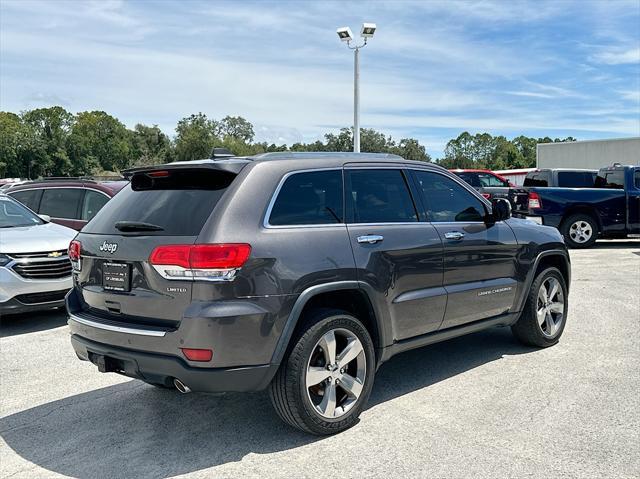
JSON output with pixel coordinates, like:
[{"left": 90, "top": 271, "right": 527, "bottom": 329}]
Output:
[{"left": 173, "top": 378, "right": 191, "bottom": 394}]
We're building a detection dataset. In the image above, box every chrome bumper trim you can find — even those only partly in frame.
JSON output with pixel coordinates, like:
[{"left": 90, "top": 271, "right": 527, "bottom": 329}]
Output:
[{"left": 69, "top": 313, "right": 167, "bottom": 337}]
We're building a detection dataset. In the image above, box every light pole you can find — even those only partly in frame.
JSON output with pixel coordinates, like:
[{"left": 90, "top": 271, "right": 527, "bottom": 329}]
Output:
[{"left": 337, "top": 23, "right": 376, "bottom": 153}]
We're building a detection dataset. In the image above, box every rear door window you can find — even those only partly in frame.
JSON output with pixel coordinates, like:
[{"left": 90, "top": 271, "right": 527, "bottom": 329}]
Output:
[
  {"left": 478, "top": 173, "right": 509, "bottom": 187},
  {"left": 40, "top": 188, "right": 84, "bottom": 219},
  {"left": 83, "top": 169, "right": 236, "bottom": 235},
  {"left": 269, "top": 170, "right": 343, "bottom": 226},
  {"left": 524, "top": 171, "right": 550, "bottom": 187},
  {"left": 346, "top": 169, "right": 417, "bottom": 223},
  {"left": 557, "top": 171, "right": 596, "bottom": 187},
  {"left": 412, "top": 170, "right": 485, "bottom": 222},
  {"left": 8, "top": 189, "right": 43, "bottom": 212},
  {"left": 595, "top": 170, "right": 625, "bottom": 189}
]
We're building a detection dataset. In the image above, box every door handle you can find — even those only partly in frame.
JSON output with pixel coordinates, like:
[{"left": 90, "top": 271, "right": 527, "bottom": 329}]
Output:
[
  {"left": 357, "top": 234, "right": 384, "bottom": 244},
  {"left": 444, "top": 231, "right": 465, "bottom": 240}
]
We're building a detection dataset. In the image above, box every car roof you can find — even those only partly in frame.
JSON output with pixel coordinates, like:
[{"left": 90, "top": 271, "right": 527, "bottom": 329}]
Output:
[{"left": 5, "top": 179, "right": 128, "bottom": 195}]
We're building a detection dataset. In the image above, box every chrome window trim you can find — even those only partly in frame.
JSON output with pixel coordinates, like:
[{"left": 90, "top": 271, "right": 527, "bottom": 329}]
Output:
[
  {"left": 69, "top": 312, "right": 167, "bottom": 337},
  {"left": 263, "top": 167, "right": 345, "bottom": 229}
]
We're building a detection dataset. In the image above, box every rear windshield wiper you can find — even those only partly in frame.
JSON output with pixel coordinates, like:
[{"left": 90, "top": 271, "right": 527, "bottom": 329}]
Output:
[{"left": 115, "top": 221, "right": 164, "bottom": 232}]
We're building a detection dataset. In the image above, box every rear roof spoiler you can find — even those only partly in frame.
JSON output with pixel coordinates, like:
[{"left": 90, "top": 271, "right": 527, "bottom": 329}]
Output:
[{"left": 122, "top": 158, "right": 250, "bottom": 179}]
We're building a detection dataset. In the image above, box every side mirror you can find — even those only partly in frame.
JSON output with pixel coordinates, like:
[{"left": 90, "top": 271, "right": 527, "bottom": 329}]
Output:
[
  {"left": 39, "top": 214, "right": 51, "bottom": 223},
  {"left": 490, "top": 198, "right": 511, "bottom": 222}
]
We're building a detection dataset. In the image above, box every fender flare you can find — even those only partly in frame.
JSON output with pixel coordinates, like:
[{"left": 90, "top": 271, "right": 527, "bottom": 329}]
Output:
[
  {"left": 514, "top": 249, "right": 571, "bottom": 313},
  {"left": 269, "top": 281, "right": 389, "bottom": 367}
]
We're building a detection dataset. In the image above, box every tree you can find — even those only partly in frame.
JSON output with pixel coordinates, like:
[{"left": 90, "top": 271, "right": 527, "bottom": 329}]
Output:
[
  {"left": 218, "top": 116, "right": 254, "bottom": 143},
  {"left": 392, "top": 138, "right": 431, "bottom": 162},
  {"left": 21, "top": 106, "right": 74, "bottom": 175},
  {"left": 174, "top": 113, "right": 219, "bottom": 161},
  {"left": 131, "top": 124, "right": 173, "bottom": 166},
  {"left": 0, "top": 112, "right": 45, "bottom": 178},
  {"left": 67, "top": 111, "right": 133, "bottom": 173}
]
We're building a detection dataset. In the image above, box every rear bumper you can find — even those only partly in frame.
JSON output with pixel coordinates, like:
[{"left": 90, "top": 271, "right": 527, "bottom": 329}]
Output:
[{"left": 70, "top": 334, "right": 278, "bottom": 392}]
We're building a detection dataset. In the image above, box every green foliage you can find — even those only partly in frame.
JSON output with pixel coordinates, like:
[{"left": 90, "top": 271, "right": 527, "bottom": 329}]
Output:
[
  {"left": 0, "top": 105, "right": 573, "bottom": 178},
  {"left": 439, "top": 131, "right": 575, "bottom": 170}
]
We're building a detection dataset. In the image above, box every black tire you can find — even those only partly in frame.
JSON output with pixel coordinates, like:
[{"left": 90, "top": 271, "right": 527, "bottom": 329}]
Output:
[
  {"left": 268, "top": 308, "right": 376, "bottom": 435},
  {"left": 560, "top": 213, "right": 598, "bottom": 249},
  {"left": 512, "top": 267, "right": 568, "bottom": 348}
]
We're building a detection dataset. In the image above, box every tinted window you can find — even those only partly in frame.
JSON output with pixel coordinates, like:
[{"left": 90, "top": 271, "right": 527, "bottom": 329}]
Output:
[
  {"left": 82, "top": 190, "right": 110, "bottom": 221},
  {"left": 40, "top": 188, "right": 83, "bottom": 219},
  {"left": 595, "top": 170, "right": 625, "bottom": 189},
  {"left": 413, "top": 171, "right": 485, "bottom": 222},
  {"left": 477, "top": 173, "right": 509, "bottom": 187},
  {"left": 269, "top": 170, "right": 343, "bottom": 226},
  {"left": 455, "top": 172, "right": 481, "bottom": 187},
  {"left": 9, "top": 189, "right": 42, "bottom": 212},
  {"left": 557, "top": 171, "right": 596, "bottom": 188},
  {"left": 635, "top": 169, "right": 640, "bottom": 189},
  {"left": 524, "top": 171, "right": 550, "bottom": 187},
  {"left": 84, "top": 169, "right": 235, "bottom": 236},
  {"left": 347, "top": 169, "right": 417, "bottom": 223}
]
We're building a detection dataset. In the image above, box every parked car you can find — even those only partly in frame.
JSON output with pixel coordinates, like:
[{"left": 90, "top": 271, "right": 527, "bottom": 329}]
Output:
[
  {"left": 450, "top": 168, "right": 529, "bottom": 212},
  {"left": 67, "top": 152, "right": 570, "bottom": 435},
  {"left": 0, "top": 178, "right": 29, "bottom": 191},
  {"left": 0, "top": 194, "right": 77, "bottom": 315},
  {"left": 523, "top": 169, "right": 598, "bottom": 188},
  {"left": 518, "top": 164, "right": 640, "bottom": 248},
  {"left": 6, "top": 178, "right": 127, "bottom": 230}
]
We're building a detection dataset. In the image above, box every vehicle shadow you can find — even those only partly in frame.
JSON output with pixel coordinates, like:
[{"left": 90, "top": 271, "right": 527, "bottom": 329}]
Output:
[
  {"left": 592, "top": 240, "right": 640, "bottom": 250},
  {"left": 0, "top": 327, "right": 533, "bottom": 479},
  {"left": 0, "top": 308, "right": 68, "bottom": 338}
]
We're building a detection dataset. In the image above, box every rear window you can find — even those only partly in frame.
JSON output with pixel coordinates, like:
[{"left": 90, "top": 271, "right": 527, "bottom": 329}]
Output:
[
  {"left": 83, "top": 169, "right": 235, "bottom": 235},
  {"left": 524, "top": 171, "right": 550, "bottom": 187},
  {"left": 9, "top": 189, "right": 42, "bottom": 212},
  {"left": 557, "top": 171, "right": 596, "bottom": 188}
]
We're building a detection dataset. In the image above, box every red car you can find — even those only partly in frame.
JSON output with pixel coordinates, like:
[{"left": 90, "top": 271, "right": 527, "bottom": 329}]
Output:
[
  {"left": 450, "top": 169, "right": 528, "bottom": 211},
  {"left": 6, "top": 178, "right": 127, "bottom": 230}
]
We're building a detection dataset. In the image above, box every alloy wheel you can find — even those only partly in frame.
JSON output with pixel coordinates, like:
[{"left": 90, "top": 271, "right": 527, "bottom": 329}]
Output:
[
  {"left": 305, "top": 328, "right": 366, "bottom": 419},
  {"left": 569, "top": 220, "right": 593, "bottom": 244},
  {"left": 537, "top": 277, "right": 565, "bottom": 337}
]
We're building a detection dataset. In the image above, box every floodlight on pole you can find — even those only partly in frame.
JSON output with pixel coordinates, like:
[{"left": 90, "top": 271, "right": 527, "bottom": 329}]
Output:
[{"left": 336, "top": 23, "right": 376, "bottom": 153}]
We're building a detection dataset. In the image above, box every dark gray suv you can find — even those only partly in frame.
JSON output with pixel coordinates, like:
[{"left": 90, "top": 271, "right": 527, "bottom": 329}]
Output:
[{"left": 66, "top": 152, "right": 571, "bottom": 435}]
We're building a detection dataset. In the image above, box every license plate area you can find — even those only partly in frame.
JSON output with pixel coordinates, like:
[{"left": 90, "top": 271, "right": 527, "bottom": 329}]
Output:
[{"left": 102, "top": 262, "right": 131, "bottom": 292}]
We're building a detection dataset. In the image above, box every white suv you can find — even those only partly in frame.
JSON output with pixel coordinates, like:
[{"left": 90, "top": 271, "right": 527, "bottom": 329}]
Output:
[{"left": 0, "top": 195, "right": 76, "bottom": 315}]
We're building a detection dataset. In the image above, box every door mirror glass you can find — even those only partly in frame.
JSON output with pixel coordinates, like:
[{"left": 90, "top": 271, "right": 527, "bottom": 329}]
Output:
[{"left": 490, "top": 198, "right": 511, "bottom": 222}]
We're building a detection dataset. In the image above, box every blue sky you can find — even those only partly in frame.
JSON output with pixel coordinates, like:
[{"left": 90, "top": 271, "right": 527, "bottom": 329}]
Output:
[{"left": 1, "top": 0, "right": 639, "bottom": 158}]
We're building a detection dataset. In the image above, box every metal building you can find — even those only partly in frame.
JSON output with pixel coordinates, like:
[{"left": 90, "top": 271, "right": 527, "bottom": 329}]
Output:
[{"left": 537, "top": 137, "right": 640, "bottom": 169}]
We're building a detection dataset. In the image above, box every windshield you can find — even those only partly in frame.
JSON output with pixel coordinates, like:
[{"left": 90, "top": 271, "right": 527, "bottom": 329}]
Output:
[{"left": 0, "top": 196, "right": 44, "bottom": 228}]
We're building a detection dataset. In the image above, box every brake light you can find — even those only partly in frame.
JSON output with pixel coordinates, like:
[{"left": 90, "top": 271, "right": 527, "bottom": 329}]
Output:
[
  {"left": 149, "top": 244, "right": 251, "bottom": 281},
  {"left": 528, "top": 192, "right": 542, "bottom": 210},
  {"left": 69, "top": 240, "right": 81, "bottom": 271},
  {"left": 147, "top": 170, "right": 169, "bottom": 178},
  {"left": 181, "top": 348, "right": 213, "bottom": 362}
]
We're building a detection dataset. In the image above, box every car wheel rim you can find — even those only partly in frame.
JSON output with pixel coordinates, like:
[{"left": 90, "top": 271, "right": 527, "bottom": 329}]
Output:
[
  {"left": 537, "top": 277, "right": 565, "bottom": 337},
  {"left": 569, "top": 220, "right": 592, "bottom": 243},
  {"left": 305, "top": 328, "right": 366, "bottom": 419}
]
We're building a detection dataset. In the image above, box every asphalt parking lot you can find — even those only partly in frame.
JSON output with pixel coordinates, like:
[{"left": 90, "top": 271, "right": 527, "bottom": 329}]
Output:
[{"left": 1, "top": 240, "right": 639, "bottom": 479}]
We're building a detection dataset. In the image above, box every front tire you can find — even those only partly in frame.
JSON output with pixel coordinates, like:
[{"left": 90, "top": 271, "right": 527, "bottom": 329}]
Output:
[
  {"left": 512, "top": 267, "right": 568, "bottom": 348},
  {"left": 269, "top": 309, "right": 376, "bottom": 435},
  {"left": 561, "top": 213, "right": 598, "bottom": 248}
]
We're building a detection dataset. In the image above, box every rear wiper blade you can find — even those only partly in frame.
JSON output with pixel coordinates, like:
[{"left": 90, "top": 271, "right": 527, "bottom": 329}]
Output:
[{"left": 114, "top": 221, "right": 164, "bottom": 232}]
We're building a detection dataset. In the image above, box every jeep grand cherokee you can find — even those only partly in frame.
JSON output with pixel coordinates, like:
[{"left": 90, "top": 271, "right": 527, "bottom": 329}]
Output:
[{"left": 66, "top": 152, "right": 570, "bottom": 435}]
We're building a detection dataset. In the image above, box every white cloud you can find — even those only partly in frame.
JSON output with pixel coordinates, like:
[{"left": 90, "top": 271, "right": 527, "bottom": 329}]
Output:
[{"left": 592, "top": 47, "right": 640, "bottom": 65}]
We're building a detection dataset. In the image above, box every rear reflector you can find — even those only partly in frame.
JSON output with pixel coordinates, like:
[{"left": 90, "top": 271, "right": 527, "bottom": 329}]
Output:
[
  {"left": 149, "top": 244, "right": 251, "bottom": 282},
  {"left": 528, "top": 191, "right": 542, "bottom": 210},
  {"left": 181, "top": 348, "right": 213, "bottom": 362}
]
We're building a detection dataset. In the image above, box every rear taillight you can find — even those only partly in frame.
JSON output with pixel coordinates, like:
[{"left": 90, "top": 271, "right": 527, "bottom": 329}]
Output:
[
  {"left": 69, "top": 240, "right": 81, "bottom": 271},
  {"left": 181, "top": 348, "right": 213, "bottom": 362},
  {"left": 149, "top": 244, "right": 251, "bottom": 282},
  {"left": 528, "top": 191, "right": 542, "bottom": 210},
  {"left": 481, "top": 193, "right": 491, "bottom": 199}
]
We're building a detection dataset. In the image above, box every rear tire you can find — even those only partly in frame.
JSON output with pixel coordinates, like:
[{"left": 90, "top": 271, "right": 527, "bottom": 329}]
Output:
[
  {"left": 561, "top": 213, "right": 598, "bottom": 248},
  {"left": 512, "top": 267, "right": 568, "bottom": 348},
  {"left": 269, "top": 308, "right": 375, "bottom": 435}
]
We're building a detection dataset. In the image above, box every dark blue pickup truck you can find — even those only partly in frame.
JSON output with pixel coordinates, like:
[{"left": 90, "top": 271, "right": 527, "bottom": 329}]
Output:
[{"left": 519, "top": 165, "right": 640, "bottom": 248}]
